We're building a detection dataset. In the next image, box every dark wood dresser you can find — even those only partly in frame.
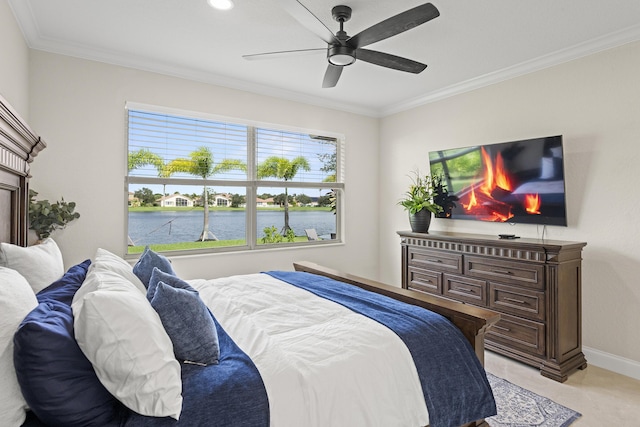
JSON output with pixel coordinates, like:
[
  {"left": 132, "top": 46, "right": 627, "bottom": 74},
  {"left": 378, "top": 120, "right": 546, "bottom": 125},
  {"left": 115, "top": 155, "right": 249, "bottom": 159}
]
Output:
[{"left": 398, "top": 230, "right": 587, "bottom": 382}]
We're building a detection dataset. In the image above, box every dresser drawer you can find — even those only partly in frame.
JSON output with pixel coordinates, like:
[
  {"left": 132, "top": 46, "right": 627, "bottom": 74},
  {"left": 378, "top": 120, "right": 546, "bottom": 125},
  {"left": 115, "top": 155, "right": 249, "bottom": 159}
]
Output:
[
  {"left": 443, "top": 274, "right": 487, "bottom": 306},
  {"left": 407, "top": 266, "right": 442, "bottom": 295},
  {"left": 408, "top": 248, "right": 462, "bottom": 274},
  {"left": 465, "top": 256, "right": 544, "bottom": 290},
  {"left": 487, "top": 313, "right": 545, "bottom": 356},
  {"left": 490, "top": 283, "right": 545, "bottom": 321}
]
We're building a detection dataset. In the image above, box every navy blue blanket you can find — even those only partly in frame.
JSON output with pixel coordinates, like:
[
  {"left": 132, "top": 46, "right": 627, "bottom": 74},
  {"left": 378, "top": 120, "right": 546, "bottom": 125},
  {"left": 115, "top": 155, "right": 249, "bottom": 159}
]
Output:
[
  {"left": 124, "top": 317, "right": 269, "bottom": 427},
  {"left": 266, "top": 270, "right": 497, "bottom": 427}
]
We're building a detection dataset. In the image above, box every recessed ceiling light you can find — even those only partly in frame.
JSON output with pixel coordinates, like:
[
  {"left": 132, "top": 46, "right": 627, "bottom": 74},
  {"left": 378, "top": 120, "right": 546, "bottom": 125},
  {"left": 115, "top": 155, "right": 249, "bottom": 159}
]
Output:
[{"left": 208, "top": 0, "right": 234, "bottom": 10}]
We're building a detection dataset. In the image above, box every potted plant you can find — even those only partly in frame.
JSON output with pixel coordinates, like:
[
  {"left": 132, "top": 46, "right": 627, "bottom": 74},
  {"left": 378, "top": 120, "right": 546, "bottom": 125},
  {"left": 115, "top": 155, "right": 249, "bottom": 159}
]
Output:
[
  {"left": 28, "top": 189, "right": 80, "bottom": 241},
  {"left": 398, "top": 171, "right": 442, "bottom": 233}
]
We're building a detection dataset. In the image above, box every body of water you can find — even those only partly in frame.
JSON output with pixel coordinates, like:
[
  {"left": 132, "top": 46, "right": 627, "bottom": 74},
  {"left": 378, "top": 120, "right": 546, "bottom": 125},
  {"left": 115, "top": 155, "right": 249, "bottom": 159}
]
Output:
[{"left": 128, "top": 209, "right": 336, "bottom": 245}]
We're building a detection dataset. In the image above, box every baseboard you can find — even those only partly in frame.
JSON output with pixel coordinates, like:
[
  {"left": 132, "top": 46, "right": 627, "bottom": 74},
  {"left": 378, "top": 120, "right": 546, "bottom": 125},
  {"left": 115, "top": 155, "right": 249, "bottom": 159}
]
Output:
[{"left": 583, "top": 346, "right": 640, "bottom": 381}]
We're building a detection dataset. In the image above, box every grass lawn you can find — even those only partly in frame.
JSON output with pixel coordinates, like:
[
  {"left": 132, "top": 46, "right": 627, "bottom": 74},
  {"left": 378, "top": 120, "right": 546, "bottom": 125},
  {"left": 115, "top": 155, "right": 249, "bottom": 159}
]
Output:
[
  {"left": 128, "top": 206, "right": 331, "bottom": 212},
  {"left": 128, "top": 236, "right": 311, "bottom": 254},
  {"left": 127, "top": 205, "right": 328, "bottom": 254}
]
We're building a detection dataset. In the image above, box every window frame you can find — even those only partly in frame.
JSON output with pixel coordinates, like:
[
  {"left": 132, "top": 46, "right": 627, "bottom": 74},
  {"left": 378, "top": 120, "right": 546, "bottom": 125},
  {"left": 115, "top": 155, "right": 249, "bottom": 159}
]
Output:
[{"left": 125, "top": 102, "right": 344, "bottom": 256}]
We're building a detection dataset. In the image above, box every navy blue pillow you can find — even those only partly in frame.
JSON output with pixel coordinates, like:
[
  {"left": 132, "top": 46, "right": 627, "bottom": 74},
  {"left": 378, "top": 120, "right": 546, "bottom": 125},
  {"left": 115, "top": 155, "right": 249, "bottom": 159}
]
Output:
[
  {"left": 133, "top": 246, "right": 175, "bottom": 287},
  {"left": 13, "top": 301, "right": 121, "bottom": 427},
  {"left": 36, "top": 259, "right": 91, "bottom": 305},
  {"left": 148, "top": 281, "right": 220, "bottom": 366}
]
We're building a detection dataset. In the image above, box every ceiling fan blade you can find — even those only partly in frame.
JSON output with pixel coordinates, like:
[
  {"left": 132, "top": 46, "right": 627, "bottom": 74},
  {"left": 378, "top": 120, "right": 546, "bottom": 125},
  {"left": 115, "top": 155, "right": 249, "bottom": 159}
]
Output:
[
  {"left": 322, "top": 64, "right": 343, "bottom": 88},
  {"left": 243, "top": 48, "right": 325, "bottom": 61},
  {"left": 348, "top": 3, "right": 440, "bottom": 49},
  {"left": 357, "top": 49, "right": 427, "bottom": 74},
  {"left": 278, "top": 0, "right": 339, "bottom": 45}
]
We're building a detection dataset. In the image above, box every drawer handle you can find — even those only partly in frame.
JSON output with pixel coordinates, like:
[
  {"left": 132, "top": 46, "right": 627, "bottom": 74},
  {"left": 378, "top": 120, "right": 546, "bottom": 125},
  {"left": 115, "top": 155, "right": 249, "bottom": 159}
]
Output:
[
  {"left": 494, "top": 325, "right": 511, "bottom": 332},
  {"left": 455, "top": 287, "right": 474, "bottom": 293},
  {"left": 492, "top": 269, "right": 513, "bottom": 275},
  {"left": 427, "top": 259, "right": 442, "bottom": 263},
  {"left": 503, "top": 297, "right": 527, "bottom": 305}
]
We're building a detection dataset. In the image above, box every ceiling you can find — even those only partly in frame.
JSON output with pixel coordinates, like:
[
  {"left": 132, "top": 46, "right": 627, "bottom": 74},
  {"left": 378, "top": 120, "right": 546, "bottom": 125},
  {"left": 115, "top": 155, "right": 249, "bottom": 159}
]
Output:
[{"left": 9, "top": 0, "right": 640, "bottom": 117}]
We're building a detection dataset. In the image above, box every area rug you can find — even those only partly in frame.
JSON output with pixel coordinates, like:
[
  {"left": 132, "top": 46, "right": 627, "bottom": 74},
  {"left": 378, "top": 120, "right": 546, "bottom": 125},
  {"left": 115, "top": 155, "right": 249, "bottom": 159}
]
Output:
[{"left": 486, "top": 373, "right": 582, "bottom": 427}]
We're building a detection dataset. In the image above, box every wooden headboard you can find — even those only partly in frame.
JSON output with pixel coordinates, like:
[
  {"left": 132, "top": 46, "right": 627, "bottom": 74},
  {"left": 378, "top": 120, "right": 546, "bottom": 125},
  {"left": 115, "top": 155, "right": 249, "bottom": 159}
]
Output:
[{"left": 0, "top": 94, "right": 46, "bottom": 246}]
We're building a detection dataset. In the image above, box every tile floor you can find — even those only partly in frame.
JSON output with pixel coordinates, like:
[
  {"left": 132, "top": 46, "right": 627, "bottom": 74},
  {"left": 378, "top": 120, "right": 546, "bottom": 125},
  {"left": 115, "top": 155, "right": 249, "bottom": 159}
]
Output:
[{"left": 484, "top": 351, "right": 640, "bottom": 426}]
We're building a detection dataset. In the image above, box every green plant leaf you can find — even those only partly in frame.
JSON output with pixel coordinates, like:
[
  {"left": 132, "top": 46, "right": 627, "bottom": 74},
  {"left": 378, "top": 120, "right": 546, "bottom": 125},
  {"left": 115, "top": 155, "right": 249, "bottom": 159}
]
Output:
[{"left": 29, "top": 190, "right": 81, "bottom": 240}]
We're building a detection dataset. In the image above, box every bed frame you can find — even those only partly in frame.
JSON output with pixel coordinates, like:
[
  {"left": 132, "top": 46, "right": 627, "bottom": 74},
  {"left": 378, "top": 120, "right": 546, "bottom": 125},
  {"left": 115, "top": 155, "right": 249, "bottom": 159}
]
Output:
[
  {"left": 0, "top": 94, "right": 499, "bottom": 427},
  {"left": 0, "top": 94, "right": 45, "bottom": 246}
]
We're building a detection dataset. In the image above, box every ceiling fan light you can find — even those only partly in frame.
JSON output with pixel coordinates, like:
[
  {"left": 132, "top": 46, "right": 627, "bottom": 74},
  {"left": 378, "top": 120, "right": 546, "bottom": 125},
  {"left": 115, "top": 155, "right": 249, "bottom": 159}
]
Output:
[
  {"left": 207, "top": 0, "right": 234, "bottom": 10},
  {"left": 328, "top": 46, "right": 355, "bottom": 66}
]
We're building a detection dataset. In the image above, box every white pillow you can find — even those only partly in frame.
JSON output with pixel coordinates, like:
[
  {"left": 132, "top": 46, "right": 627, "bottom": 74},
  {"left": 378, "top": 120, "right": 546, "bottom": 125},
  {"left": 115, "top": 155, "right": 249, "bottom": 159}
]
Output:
[
  {"left": 74, "top": 248, "right": 146, "bottom": 305},
  {"left": 0, "top": 267, "right": 38, "bottom": 426},
  {"left": 72, "top": 268, "right": 182, "bottom": 419},
  {"left": 0, "top": 238, "right": 64, "bottom": 293}
]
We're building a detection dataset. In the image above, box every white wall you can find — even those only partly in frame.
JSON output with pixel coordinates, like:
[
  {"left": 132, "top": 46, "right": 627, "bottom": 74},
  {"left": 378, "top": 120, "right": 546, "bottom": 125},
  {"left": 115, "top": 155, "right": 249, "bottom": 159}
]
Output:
[
  {"left": 27, "top": 51, "right": 380, "bottom": 280},
  {"left": 0, "top": 0, "right": 29, "bottom": 118},
  {"left": 379, "top": 41, "right": 640, "bottom": 371}
]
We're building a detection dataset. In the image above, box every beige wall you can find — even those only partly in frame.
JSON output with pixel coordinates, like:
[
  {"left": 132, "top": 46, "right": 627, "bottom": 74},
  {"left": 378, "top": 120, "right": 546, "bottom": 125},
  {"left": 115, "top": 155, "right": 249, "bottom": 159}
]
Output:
[
  {"left": 379, "top": 41, "right": 640, "bottom": 374},
  {"left": 0, "top": 0, "right": 29, "bottom": 118},
  {"left": 27, "top": 51, "right": 380, "bottom": 281}
]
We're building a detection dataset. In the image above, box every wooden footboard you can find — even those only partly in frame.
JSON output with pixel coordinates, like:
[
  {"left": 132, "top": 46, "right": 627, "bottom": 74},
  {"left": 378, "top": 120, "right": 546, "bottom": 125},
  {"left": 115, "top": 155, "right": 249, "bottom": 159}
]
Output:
[{"left": 293, "top": 261, "right": 500, "bottom": 366}]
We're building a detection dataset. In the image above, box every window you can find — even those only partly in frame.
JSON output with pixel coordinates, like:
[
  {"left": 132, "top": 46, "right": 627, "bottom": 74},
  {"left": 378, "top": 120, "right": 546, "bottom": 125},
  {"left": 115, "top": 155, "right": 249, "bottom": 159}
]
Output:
[
  {"left": 126, "top": 104, "right": 343, "bottom": 254},
  {"left": 175, "top": 197, "right": 190, "bottom": 207}
]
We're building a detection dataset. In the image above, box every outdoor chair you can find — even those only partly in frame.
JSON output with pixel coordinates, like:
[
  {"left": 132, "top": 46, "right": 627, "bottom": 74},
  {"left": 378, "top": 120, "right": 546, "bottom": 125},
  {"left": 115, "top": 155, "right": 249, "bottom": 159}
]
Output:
[{"left": 305, "top": 229, "right": 320, "bottom": 241}]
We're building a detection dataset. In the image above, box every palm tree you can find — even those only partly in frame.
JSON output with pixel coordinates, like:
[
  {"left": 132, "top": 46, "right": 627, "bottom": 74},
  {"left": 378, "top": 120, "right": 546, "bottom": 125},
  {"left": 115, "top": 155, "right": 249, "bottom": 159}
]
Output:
[
  {"left": 128, "top": 148, "right": 163, "bottom": 172},
  {"left": 127, "top": 149, "right": 165, "bottom": 245},
  {"left": 166, "top": 147, "right": 246, "bottom": 241},
  {"left": 257, "top": 156, "right": 310, "bottom": 233},
  {"left": 128, "top": 149, "right": 174, "bottom": 197}
]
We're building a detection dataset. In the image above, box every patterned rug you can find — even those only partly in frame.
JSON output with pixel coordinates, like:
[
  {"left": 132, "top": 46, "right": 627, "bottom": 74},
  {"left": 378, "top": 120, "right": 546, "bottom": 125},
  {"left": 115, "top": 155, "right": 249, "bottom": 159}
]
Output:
[{"left": 486, "top": 373, "right": 582, "bottom": 427}]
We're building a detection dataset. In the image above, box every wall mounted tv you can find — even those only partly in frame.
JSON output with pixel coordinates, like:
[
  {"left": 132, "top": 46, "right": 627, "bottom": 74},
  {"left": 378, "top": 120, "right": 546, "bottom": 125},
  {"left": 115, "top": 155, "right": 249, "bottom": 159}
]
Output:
[{"left": 429, "top": 135, "right": 567, "bottom": 226}]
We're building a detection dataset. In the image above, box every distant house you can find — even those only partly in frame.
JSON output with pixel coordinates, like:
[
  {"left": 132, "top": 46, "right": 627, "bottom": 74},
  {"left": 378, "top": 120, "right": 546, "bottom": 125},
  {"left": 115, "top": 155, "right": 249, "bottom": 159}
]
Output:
[
  {"left": 160, "top": 193, "right": 193, "bottom": 207},
  {"left": 307, "top": 196, "right": 320, "bottom": 207},
  {"left": 128, "top": 192, "right": 140, "bottom": 207},
  {"left": 213, "top": 193, "right": 231, "bottom": 207},
  {"left": 256, "top": 197, "right": 276, "bottom": 208}
]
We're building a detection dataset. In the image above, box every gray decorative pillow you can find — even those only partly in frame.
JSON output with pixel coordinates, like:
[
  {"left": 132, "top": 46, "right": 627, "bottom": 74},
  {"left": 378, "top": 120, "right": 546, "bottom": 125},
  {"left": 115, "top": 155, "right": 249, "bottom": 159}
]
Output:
[
  {"left": 148, "top": 267, "right": 195, "bottom": 298},
  {"left": 148, "top": 280, "right": 220, "bottom": 366},
  {"left": 132, "top": 246, "right": 175, "bottom": 288}
]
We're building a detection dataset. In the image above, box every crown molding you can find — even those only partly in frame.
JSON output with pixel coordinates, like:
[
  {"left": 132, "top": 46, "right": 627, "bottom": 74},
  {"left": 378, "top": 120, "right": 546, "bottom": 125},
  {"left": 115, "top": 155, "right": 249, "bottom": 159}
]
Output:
[
  {"left": 8, "top": 1, "right": 378, "bottom": 117},
  {"left": 382, "top": 23, "right": 640, "bottom": 117},
  {"left": 31, "top": 39, "right": 381, "bottom": 118},
  {"left": 10, "top": 0, "right": 640, "bottom": 119}
]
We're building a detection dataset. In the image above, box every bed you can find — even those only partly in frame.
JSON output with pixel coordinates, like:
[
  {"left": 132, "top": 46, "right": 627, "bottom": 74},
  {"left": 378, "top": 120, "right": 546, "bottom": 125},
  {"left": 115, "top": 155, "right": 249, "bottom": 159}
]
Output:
[{"left": 0, "top": 93, "right": 500, "bottom": 427}]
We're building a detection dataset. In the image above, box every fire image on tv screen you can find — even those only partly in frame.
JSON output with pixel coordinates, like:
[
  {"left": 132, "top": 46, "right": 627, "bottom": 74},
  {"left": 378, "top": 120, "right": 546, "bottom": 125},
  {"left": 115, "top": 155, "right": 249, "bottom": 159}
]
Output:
[{"left": 429, "top": 135, "right": 568, "bottom": 226}]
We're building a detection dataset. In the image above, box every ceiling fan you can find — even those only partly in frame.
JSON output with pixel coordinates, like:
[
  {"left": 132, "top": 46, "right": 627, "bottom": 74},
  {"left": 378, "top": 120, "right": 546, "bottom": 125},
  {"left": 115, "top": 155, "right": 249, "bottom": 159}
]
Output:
[{"left": 243, "top": 1, "right": 440, "bottom": 88}]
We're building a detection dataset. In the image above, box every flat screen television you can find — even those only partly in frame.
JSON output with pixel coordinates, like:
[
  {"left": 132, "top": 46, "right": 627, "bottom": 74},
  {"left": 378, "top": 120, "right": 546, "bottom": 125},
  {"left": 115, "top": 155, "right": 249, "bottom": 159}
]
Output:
[{"left": 428, "top": 135, "right": 568, "bottom": 226}]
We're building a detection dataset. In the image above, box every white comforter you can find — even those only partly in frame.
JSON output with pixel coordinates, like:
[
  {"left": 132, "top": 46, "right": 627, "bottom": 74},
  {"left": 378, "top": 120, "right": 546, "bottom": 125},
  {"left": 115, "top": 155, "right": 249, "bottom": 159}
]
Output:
[{"left": 191, "top": 273, "right": 430, "bottom": 427}]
